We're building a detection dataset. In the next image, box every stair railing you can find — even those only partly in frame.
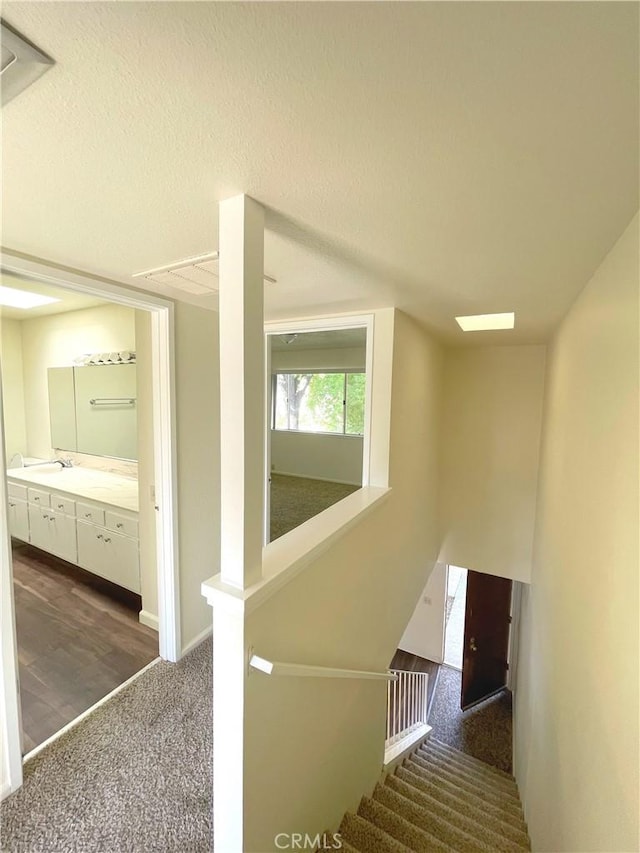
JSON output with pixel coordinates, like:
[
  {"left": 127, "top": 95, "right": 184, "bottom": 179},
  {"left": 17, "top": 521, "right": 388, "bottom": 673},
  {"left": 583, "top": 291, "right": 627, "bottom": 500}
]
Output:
[
  {"left": 385, "top": 669, "right": 430, "bottom": 758},
  {"left": 249, "top": 653, "right": 398, "bottom": 681}
]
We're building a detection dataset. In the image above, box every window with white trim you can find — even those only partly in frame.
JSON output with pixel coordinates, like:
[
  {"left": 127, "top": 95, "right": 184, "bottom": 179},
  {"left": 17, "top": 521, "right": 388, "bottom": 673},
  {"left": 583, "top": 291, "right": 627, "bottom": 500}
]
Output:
[{"left": 273, "top": 371, "right": 366, "bottom": 436}]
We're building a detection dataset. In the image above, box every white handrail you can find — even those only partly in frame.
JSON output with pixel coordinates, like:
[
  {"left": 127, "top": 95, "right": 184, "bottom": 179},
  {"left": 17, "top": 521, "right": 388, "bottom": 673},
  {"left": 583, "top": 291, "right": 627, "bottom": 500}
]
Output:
[
  {"left": 249, "top": 654, "right": 398, "bottom": 681},
  {"left": 385, "top": 668, "right": 430, "bottom": 749}
]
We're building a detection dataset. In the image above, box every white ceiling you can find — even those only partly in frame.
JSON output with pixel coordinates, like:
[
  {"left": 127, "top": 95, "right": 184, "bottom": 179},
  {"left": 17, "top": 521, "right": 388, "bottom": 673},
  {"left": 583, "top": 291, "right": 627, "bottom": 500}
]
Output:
[
  {"left": 0, "top": 272, "right": 106, "bottom": 319},
  {"left": 1, "top": 2, "right": 637, "bottom": 345}
]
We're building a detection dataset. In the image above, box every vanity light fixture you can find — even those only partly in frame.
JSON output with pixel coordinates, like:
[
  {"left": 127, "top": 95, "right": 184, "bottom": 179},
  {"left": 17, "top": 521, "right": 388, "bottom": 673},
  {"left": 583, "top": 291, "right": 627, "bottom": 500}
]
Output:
[
  {"left": 0, "top": 285, "right": 60, "bottom": 309},
  {"left": 455, "top": 312, "right": 515, "bottom": 332}
]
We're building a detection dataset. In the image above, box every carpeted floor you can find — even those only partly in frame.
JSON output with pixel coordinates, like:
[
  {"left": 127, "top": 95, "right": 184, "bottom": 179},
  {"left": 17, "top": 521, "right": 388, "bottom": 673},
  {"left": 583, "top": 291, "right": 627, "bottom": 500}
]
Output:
[
  {"left": 0, "top": 639, "right": 212, "bottom": 853},
  {"left": 269, "top": 473, "right": 359, "bottom": 541},
  {"left": 428, "top": 664, "right": 513, "bottom": 773}
]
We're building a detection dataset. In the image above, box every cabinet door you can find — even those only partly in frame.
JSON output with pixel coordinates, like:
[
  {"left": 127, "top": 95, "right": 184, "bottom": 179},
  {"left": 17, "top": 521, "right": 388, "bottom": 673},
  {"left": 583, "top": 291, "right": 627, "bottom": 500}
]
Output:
[
  {"left": 48, "top": 510, "right": 78, "bottom": 565},
  {"left": 28, "top": 504, "right": 50, "bottom": 551},
  {"left": 8, "top": 498, "right": 29, "bottom": 542},
  {"left": 103, "top": 531, "right": 140, "bottom": 593},
  {"left": 77, "top": 520, "right": 105, "bottom": 577}
]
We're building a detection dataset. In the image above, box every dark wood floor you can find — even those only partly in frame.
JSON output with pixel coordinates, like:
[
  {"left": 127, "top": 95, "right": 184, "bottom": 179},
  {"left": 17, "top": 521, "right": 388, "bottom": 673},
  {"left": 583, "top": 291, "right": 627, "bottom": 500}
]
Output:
[
  {"left": 11, "top": 542, "right": 158, "bottom": 753},
  {"left": 390, "top": 649, "right": 440, "bottom": 715}
]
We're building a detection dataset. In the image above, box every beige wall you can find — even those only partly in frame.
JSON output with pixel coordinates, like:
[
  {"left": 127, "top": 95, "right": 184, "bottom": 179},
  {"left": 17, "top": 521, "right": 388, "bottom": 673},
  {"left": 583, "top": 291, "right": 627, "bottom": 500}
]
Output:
[
  {"left": 243, "top": 310, "right": 443, "bottom": 851},
  {"left": 174, "top": 301, "right": 220, "bottom": 648},
  {"left": 270, "top": 430, "right": 363, "bottom": 484},
  {"left": 514, "top": 214, "right": 639, "bottom": 852},
  {"left": 0, "top": 320, "right": 27, "bottom": 461},
  {"left": 271, "top": 346, "right": 365, "bottom": 372},
  {"left": 439, "top": 345, "right": 546, "bottom": 583},
  {"left": 399, "top": 562, "right": 447, "bottom": 663},
  {"left": 19, "top": 304, "right": 136, "bottom": 459},
  {"left": 270, "top": 345, "right": 366, "bottom": 484}
]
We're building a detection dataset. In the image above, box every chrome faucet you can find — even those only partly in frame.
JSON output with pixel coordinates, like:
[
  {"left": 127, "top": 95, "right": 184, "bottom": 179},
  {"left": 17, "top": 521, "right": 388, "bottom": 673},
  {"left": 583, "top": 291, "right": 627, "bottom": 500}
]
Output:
[
  {"left": 54, "top": 457, "right": 73, "bottom": 468},
  {"left": 22, "top": 458, "right": 73, "bottom": 469}
]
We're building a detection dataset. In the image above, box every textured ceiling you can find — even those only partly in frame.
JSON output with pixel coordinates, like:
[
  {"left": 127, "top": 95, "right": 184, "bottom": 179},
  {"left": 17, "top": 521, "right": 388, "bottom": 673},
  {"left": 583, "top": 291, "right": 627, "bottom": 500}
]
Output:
[{"left": 1, "top": 2, "right": 638, "bottom": 345}]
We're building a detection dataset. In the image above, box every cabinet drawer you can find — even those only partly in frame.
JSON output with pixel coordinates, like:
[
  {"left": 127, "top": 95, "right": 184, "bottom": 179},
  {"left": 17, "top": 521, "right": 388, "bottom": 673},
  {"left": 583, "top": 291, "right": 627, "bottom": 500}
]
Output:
[
  {"left": 27, "top": 488, "right": 50, "bottom": 507},
  {"left": 8, "top": 482, "right": 27, "bottom": 501},
  {"left": 8, "top": 498, "right": 29, "bottom": 542},
  {"left": 105, "top": 511, "right": 138, "bottom": 538},
  {"left": 51, "top": 494, "right": 76, "bottom": 516},
  {"left": 76, "top": 502, "right": 105, "bottom": 525}
]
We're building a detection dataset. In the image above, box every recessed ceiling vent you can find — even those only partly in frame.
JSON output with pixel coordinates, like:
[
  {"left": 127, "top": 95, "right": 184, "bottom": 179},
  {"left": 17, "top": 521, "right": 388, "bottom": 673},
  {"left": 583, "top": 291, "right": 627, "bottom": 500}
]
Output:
[
  {"left": 1, "top": 20, "right": 53, "bottom": 106},
  {"left": 132, "top": 252, "right": 276, "bottom": 296}
]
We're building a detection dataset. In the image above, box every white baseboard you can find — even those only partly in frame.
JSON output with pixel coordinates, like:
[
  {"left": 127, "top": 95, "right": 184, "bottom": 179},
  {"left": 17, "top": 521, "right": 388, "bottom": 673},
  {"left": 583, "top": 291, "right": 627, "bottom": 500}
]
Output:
[
  {"left": 181, "top": 625, "right": 212, "bottom": 657},
  {"left": 139, "top": 609, "right": 159, "bottom": 631},
  {"left": 1, "top": 781, "right": 12, "bottom": 802},
  {"left": 272, "top": 469, "right": 361, "bottom": 487}
]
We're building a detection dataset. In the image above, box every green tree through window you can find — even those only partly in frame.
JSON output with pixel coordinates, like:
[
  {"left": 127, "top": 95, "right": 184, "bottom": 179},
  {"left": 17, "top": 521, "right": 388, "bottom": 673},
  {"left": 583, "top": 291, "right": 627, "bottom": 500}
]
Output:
[{"left": 273, "top": 372, "right": 365, "bottom": 435}]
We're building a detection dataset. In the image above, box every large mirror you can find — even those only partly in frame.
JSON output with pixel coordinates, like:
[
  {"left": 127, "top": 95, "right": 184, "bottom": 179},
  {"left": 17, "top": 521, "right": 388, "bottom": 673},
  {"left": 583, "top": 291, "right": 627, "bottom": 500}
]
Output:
[{"left": 48, "top": 364, "right": 137, "bottom": 460}]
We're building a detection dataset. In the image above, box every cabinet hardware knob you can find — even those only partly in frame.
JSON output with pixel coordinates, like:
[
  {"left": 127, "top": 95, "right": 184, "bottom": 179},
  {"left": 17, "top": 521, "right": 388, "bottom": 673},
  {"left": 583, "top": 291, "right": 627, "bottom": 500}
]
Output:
[
  {"left": 116, "top": 523, "right": 123, "bottom": 528},
  {"left": 43, "top": 514, "right": 49, "bottom": 519},
  {"left": 9, "top": 502, "right": 15, "bottom": 507},
  {"left": 104, "top": 537, "right": 111, "bottom": 543},
  {"left": 49, "top": 517, "right": 55, "bottom": 522},
  {"left": 96, "top": 534, "right": 103, "bottom": 540},
  {"left": 85, "top": 513, "right": 91, "bottom": 518},
  {"left": 34, "top": 497, "right": 40, "bottom": 501},
  {"left": 58, "top": 504, "right": 64, "bottom": 509}
]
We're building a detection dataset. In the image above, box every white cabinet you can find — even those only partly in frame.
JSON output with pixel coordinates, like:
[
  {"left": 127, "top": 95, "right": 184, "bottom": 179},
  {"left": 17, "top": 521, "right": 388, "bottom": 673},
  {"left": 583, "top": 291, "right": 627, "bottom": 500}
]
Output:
[
  {"left": 77, "top": 519, "right": 140, "bottom": 593},
  {"left": 8, "top": 498, "right": 29, "bottom": 541},
  {"left": 27, "top": 502, "right": 78, "bottom": 564},
  {"left": 7, "top": 476, "right": 140, "bottom": 595}
]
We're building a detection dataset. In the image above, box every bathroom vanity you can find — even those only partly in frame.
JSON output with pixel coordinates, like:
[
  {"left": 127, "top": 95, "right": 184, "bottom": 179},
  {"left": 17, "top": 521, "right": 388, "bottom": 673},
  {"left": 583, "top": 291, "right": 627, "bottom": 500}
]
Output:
[{"left": 7, "top": 465, "right": 140, "bottom": 594}]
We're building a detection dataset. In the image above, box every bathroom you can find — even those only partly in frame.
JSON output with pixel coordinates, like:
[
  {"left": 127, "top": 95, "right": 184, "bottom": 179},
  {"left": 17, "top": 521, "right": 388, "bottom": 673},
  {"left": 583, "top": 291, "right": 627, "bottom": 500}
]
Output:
[{"left": 1, "top": 272, "right": 159, "bottom": 753}]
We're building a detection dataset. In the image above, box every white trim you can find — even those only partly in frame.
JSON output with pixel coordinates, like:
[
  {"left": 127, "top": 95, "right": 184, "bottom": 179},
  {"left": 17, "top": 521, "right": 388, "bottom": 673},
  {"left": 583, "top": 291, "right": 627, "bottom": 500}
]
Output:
[
  {"left": 271, "top": 469, "right": 361, "bottom": 487},
  {"left": 0, "top": 782, "right": 11, "bottom": 801},
  {"left": 507, "top": 581, "right": 522, "bottom": 693},
  {"left": 0, "top": 251, "right": 181, "bottom": 663},
  {"left": 383, "top": 726, "right": 432, "bottom": 772},
  {"left": 0, "top": 251, "right": 182, "bottom": 798},
  {"left": 23, "top": 657, "right": 161, "bottom": 762},
  {"left": 202, "top": 485, "right": 391, "bottom": 615},
  {"left": 249, "top": 654, "right": 397, "bottom": 681},
  {"left": 181, "top": 625, "right": 212, "bottom": 657},
  {"left": 151, "top": 307, "right": 181, "bottom": 662},
  {"left": 139, "top": 610, "right": 159, "bottom": 631},
  {"left": 0, "top": 390, "right": 23, "bottom": 797}
]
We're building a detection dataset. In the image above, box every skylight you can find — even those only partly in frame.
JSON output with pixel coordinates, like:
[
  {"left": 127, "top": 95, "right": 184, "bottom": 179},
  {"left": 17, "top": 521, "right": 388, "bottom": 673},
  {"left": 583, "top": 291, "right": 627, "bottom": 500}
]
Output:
[
  {"left": 455, "top": 312, "right": 515, "bottom": 332},
  {"left": 0, "top": 285, "right": 60, "bottom": 309}
]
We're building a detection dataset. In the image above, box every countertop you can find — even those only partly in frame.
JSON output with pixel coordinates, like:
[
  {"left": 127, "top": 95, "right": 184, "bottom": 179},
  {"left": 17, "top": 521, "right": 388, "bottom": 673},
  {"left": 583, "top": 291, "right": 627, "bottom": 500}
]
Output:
[{"left": 7, "top": 465, "right": 138, "bottom": 513}]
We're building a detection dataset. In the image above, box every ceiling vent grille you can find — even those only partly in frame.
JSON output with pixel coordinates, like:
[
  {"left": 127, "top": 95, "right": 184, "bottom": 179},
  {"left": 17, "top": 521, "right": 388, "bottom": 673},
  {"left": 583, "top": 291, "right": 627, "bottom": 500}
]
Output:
[
  {"left": 132, "top": 252, "right": 276, "bottom": 295},
  {"left": 1, "top": 20, "right": 53, "bottom": 106}
]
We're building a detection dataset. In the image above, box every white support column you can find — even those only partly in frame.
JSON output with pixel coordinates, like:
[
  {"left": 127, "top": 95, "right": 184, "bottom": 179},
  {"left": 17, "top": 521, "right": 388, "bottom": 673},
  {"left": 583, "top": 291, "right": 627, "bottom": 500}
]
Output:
[{"left": 218, "top": 194, "right": 265, "bottom": 589}]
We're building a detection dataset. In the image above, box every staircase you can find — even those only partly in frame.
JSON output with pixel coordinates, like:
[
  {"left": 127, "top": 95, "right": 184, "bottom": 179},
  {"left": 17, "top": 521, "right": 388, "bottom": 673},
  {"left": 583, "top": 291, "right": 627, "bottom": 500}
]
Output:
[{"left": 336, "top": 737, "right": 531, "bottom": 852}]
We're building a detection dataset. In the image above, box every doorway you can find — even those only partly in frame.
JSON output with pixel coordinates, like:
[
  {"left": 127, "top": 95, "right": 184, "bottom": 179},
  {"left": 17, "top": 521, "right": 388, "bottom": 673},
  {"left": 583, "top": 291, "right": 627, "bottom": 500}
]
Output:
[
  {"left": 444, "top": 565, "right": 467, "bottom": 669},
  {"left": 1, "top": 253, "right": 179, "bottom": 798}
]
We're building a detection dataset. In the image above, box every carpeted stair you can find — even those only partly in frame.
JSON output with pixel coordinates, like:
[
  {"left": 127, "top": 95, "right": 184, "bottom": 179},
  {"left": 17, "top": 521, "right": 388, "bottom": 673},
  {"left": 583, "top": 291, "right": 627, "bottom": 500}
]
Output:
[{"left": 337, "top": 737, "right": 531, "bottom": 852}]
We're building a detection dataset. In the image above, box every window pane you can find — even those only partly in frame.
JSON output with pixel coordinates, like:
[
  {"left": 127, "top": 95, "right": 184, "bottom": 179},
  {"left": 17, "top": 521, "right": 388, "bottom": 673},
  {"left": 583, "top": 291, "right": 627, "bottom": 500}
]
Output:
[
  {"left": 299, "top": 373, "right": 345, "bottom": 433},
  {"left": 345, "top": 373, "right": 366, "bottom": 435},
  {"left": 274, "top": 374, "right": 290, "bottom": 429}
]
